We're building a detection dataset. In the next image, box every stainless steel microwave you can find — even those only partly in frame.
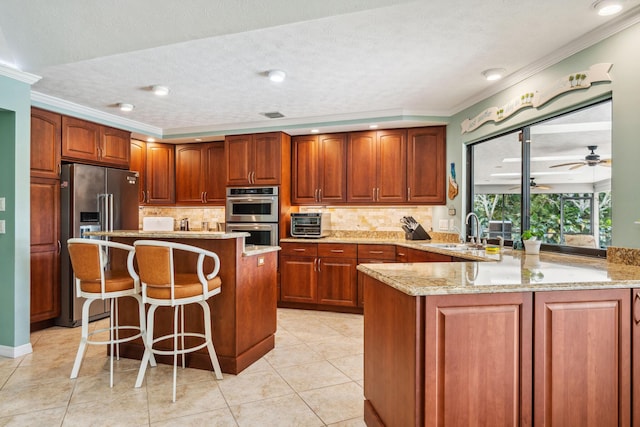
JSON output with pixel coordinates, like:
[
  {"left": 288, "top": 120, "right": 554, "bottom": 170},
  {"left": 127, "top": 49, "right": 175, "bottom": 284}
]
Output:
[{"left": 290, "top": 212, "right": 331, "bottom": 238}]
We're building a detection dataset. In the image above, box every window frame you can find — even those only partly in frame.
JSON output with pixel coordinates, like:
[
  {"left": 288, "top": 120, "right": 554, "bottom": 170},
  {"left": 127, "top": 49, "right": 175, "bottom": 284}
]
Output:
[{"left": 466, "top": 99, "right": 610, "bottom": 258}]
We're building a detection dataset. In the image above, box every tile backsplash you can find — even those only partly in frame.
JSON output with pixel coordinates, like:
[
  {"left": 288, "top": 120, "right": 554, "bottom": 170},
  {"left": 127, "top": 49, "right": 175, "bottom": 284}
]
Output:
[{"left": 139, "top": 205, "right": 438, "bottom": 233}]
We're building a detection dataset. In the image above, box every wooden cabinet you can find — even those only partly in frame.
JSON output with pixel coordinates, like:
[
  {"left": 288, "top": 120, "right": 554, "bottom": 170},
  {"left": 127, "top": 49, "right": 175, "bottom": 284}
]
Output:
[
  {"left": 347, "top": 129, "right": 406, "bottom": 203},
  {"left": 279, "top": 242, "right": 358, "bottom": 308},
  {"left": 317, "top": 244, "right": 358, "bottom": 307},
  {"left": 395, "top": 246, "right": 451, "bottom": 262},
  {"left": 144, "top": 142, "right": 175, "bottom": 205},
  {"left": 30, "top": 108, "right": 62, "bottom": 325},
  {"left": 364, "top": 281, "right": 634, "bottom": 426},
  {"left": 29, "top": 177, "right": 60, "bottom": 324},
  {"left": 357, "top": 244, "right": 396, "bottom": 307},
  {"left": 424, "top": 292, "right": 533, "bottom": 426},
  {"left": 30, "top": 108, "right": 61, "bottom": 179},
  {"left": 226, "top": 132, "right": 289, "bottom": 186},
  {"left": 534, "top": 289, "right": 630, "bottom": 426},
  {"left": 129, "top": 139, "right": 146, "bottom": 204},
  {"left": 61, "top": 116, "right": 130, "bottom": 168},
  {"left": 175, "top": 142, "right": 225, "bottom": 205},
  {"left": 292, "top": 133, "right": 347, "bottom": 204},
  {"left": 407, "top": 126, "right": 446, "bottom": 204}
]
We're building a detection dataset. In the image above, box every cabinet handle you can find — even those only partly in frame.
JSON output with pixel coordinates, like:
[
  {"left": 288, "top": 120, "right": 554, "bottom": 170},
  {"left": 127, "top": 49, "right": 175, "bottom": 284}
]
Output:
[
  {"left": 204, "top": 191, "right": 208, "bottom": 203},
  {"left": 293, "top": 248, "right": 306, "bottom": 252},
  {"left": 57, "top": 240, "right": 61, "bottom": 255},
  {"left": 330, "top": 249, "right": 344, "bottom": 253},
  {"left": 408, "top": 187, "right": 411, "bottom": 200},
  {"left": 57, "top": 163, "right": 61, "bottom": 176},
  {"left": 317, "top": 258, "right": 321, "bottom": 272},
  {"left": 372, "top": 188, "right": 376, "bottom": 200},
  {"left": 314, "top": 188, "right": 318, "bottom": 202},
  {"left": 397, "top": 252, "right": 406, "bottom": 257},
  {"left": 369, "top": 250, "right": 384, "bottom": 254},
  {"left": 377, "top": 188, "right": 380, "bottom": 201},
  {"left": 318, "top": 188, "right": 322, "bottom": 202},
  {"left": 634, "top": 292, "right": 640, "bottom": 325}
]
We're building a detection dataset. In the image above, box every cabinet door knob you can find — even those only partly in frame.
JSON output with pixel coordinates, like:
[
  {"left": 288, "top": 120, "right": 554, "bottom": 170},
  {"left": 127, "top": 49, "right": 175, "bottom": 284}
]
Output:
[{"left": 634, "top": 292, "right": 640, "bottom": 325}]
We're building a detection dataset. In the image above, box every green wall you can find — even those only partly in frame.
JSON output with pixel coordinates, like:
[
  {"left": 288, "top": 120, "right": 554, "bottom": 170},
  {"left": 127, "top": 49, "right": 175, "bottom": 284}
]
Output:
[
  {"left": 0, "top": 74, "right": 32, "bottom": 353},
  {"left": 439, "top": 21, "right": 640, "bottom": 249}
]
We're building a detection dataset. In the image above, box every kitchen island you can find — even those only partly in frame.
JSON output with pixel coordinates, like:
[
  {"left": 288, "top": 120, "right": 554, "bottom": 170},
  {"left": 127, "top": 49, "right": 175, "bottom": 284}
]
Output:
[
  {"left": 88, "top": 230, "right": 280, "bottom": 375},
  {"left": 358, "top": 249, "right": 640, "bottom": 427}
]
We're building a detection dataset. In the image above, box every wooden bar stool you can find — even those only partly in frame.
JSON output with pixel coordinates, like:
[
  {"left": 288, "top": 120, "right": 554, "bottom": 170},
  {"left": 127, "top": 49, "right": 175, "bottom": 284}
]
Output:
[
  {"left": 130, "top": 240, "right": 223, "bottom": 402},
  {"left": 67, "top": 238, "right": 155, "bottom": 387}
]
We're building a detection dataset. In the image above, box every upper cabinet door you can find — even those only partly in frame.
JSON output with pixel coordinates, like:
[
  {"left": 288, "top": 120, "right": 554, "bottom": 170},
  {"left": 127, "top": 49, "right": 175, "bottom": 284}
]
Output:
[
  {"left": 30, "top": 108, "right": 61, "bottom": 179},
  {"left": 407, "top": 126, "right": 446, "bottom": 204},
  {"left": 376, "top": 129, "right": 406, "bottom": 203},
  {"left": 226, "top": 134, "right": 253, "bottom": 185},
  {"left": 61, "top": 116, "right": 101, "bottom": 163},
  {"left": 252, "top": 132, "right": 282, "bottom": 185},
  {"left": 318, "top": 133, "right": 347, "bottom": 203},
  {"left": 203, "top": 141, "right": 226, "bottom": 204},
  {"left": 130, "top": 139, "right": 146, "bottom": 204},
  {"left": 292, "top": 135, "right": 319, "bottom": 204},
  {"left": 347, "top": 131, "right": 377, "bottom": 203},
  {"left": 145, "top": 142, "right": 175, "bottom": 205},
  {"left": 175, "top": 144, "right": 205, "bottom": 204},
  {"left": 100, "top": 126, "right": 131, "bottom": 168}
]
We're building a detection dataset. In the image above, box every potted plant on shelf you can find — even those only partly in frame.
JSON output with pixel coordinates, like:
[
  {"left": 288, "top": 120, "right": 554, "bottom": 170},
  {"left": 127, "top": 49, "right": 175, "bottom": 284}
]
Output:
[{"left": 522, "top": 229, "right": 543, "bottom": 254}]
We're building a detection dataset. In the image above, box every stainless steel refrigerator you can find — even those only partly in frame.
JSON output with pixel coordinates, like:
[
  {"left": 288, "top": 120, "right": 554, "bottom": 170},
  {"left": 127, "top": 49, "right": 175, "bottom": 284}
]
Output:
[{"left": 57, "top": 163, "right": 139, "bottom": 327}]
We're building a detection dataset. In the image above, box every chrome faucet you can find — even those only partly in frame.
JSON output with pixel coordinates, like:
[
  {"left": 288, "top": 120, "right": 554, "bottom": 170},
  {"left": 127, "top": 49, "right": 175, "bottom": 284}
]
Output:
[{"left": 465, "top": 212, "right": 482, "bottom": 248}]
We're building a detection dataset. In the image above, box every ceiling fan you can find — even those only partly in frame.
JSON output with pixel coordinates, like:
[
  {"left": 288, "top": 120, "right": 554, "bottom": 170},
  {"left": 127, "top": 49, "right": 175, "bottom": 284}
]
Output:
[
  {"left": 509, "top": 177, "right": 552, "bottom": 191},
  {"left": 549, "top": 145, "right": 611, "bottom": 170}
]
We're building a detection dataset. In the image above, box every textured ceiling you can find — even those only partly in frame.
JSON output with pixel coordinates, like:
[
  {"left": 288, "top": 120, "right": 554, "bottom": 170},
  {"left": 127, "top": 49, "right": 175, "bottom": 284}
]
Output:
[{"left": 1, "top": 0, "right": 639, "bottom": 142}]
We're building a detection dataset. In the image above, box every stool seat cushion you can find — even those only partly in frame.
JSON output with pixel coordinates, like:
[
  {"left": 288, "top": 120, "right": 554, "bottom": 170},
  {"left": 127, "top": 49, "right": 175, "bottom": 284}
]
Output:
[
  {"left": 79, "top": 270, "right": 136, "bottom": 294},
  {"left": 146, "top": 274, "right": 221, "bottom": 300}
]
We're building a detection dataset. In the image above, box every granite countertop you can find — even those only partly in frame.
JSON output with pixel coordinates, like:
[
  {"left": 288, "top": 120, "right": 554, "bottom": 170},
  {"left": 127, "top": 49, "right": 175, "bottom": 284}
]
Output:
[
  {"left": 357, "top": 248, "right": 640, "bottom": 296},
  {"left": 84, "top": 230, "right": 281, "bottom": 256},
  {"left": 280, "top": 236, "right": 495, "bottom": 261},
  {"left": 86, "top": 230, "right": 250, "bottom": 239}
]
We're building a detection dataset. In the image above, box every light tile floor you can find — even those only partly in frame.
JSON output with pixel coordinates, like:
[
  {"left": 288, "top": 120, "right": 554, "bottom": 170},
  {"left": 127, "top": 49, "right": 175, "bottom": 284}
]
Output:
[{"left": 0, "top": 309, "right": 365, "bottom": 426}]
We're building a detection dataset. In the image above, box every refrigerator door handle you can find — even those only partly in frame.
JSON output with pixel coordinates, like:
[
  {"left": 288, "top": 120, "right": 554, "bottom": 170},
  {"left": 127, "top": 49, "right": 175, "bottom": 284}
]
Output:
[{"left": 108, "top": 194, "right": 114, "bottom": 232}]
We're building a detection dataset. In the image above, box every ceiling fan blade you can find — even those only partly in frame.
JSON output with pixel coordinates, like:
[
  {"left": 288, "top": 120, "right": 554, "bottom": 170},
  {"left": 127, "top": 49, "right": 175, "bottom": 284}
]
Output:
[
  {"left": 549, "top": 161, "right": 585, "bottom": 168},
  {"left": 600, "top": 159, "right": 612, "bottom": 166},
  {"left": 536, "top": 185, "right": 552, "bottom": 190},
  {"left": 569, "top": 163, "right": 585, "bottom": 170}
]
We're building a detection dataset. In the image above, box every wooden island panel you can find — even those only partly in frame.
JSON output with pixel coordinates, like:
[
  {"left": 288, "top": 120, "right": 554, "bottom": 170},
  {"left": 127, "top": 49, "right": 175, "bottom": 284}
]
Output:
[{"left": 112, "top": 236, "right": 277, "bottom": 374}]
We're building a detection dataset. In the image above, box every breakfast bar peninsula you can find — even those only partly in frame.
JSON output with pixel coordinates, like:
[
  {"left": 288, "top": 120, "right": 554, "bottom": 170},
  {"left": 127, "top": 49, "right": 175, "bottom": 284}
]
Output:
[
  {"left": 88, "top": 230, "right": 279, "bottom": 375},
  {"left": 358, "top": 248, "right": 640, "bottom": 427}
]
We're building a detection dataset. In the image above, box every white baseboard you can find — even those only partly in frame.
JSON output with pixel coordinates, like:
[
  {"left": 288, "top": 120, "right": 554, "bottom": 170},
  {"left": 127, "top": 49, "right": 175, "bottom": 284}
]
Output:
[{"left": 0, "top": 342, "right": 33, "bottom": 358}]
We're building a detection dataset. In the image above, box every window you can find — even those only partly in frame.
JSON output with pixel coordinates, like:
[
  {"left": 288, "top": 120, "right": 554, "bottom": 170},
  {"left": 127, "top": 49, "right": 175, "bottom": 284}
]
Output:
[{"left": 468, "top": 100, "right": 611, "bottom": 254}]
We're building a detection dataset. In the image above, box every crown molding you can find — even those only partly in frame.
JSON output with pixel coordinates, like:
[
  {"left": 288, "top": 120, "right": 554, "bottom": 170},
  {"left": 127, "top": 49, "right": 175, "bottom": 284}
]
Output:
[
  {"left": 31, "top": 91, "right": 162, "bottom": 136},
  {"left": 448, "top": 5, "right": 640, "bottom": 116},
  {"left": 0, "top": 63, "right": 40, "bottom": 85}
]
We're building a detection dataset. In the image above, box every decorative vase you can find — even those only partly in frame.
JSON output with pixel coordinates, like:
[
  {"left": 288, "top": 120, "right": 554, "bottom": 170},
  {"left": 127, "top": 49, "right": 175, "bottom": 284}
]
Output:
[{"left": 523, "top": 239, "right": 541, "bottom": 254}]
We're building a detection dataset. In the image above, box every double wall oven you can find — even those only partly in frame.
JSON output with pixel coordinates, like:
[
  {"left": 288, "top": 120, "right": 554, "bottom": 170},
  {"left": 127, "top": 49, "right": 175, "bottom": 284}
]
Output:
[{"left": 225, "top": 186, "right": 279, "bottom": 247}]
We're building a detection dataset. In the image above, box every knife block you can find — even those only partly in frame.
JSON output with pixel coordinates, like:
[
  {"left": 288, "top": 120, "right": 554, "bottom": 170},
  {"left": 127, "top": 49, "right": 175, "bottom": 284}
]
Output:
[{"left": 405, "top": 224, "right": 431, "bottom": 241}]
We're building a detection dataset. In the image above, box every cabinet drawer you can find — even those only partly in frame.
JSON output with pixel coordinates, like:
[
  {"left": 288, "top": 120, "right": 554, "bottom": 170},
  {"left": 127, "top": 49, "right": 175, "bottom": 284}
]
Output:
[
  {"left": 318, "top": 243, "right": 357, "bottom": 258},
  {"left": 280, "top": 242, "right": 318, "bottom": 257},
  {"left": 357, "top": 244, "right": 396, "bottom": 260}
]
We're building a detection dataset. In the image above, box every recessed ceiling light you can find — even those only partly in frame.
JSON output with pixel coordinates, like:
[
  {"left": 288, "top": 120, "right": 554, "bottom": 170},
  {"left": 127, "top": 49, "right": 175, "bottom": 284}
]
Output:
[
  {"left": 117, "top": 103, "right": 134, "bottom": 112},
  {"left": 146, "top": 137, "right": 156, "bottom": 143},
  {"left": 268, "top": 69, "right": 286, "bottom": 83},
  {"left": 369, "top": 124, "right": 379, "bottom": 129},
  {"left": 310, "top": 129, "right": 319, "bottom": 133},
  {"left": 151, "top": 85, "right": 170, "bottom": 96},
  {"left": 482, "top": 68, "right": 506, "bottom": 81},
  {"left": 592, "top": 0, "right": 623, "bottom": 16}
]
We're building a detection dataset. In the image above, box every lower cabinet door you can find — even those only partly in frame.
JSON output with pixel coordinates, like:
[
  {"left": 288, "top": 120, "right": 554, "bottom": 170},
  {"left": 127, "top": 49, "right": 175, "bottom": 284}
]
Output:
[
  {"left": 534, "top": 289, "right": 631, "bottom": 427},
  {"left": 317, "top": 257, "right": 357, "bottom": 307},
  {"left": 633, "top": 289, "right": 640, "bottom": 427},
  {"left": 280, "top": 255, "right": 317, "bottom": 303},
  {"left": 424, "top": 292, "right": 533, "bottom": 427}
]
